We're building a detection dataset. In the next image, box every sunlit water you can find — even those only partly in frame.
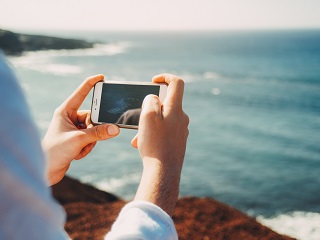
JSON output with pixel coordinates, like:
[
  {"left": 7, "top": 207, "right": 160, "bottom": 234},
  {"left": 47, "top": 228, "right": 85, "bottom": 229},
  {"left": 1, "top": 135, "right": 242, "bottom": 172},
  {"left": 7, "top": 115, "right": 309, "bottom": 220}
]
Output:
[{"left": 8, "top": 30, "right": 320, "bottom": 240}]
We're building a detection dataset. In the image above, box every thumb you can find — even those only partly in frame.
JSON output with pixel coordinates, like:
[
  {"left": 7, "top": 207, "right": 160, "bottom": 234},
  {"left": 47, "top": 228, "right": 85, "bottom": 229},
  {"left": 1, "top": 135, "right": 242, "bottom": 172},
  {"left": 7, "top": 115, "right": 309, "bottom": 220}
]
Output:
[
  {"left": 82, "top": 124, "right": 120, "bottom": 143},
  {"left": 141, "top": 94, "right": 162, "bottom": 118}
]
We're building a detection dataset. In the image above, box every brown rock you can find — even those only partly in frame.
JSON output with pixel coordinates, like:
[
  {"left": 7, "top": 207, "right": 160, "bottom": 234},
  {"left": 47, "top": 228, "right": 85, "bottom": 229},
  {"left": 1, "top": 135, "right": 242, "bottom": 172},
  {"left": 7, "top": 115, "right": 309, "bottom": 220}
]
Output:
[
  {"left": 52, "top": 176, "right": 295, "bottom": 240},
  {"left": 173, "top": 197, "right": 294, "bottom": 240}
]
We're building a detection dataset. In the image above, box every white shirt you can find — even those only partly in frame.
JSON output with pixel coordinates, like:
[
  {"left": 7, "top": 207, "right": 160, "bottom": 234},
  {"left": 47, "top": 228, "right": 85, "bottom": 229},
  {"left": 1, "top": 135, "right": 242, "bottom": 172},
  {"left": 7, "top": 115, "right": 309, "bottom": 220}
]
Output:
[
  {"left": 105, "top": 201, "right": 178, "bottom": 240},
  {"left": 0, "top": 52, "right": 178, "bottom": 240}
]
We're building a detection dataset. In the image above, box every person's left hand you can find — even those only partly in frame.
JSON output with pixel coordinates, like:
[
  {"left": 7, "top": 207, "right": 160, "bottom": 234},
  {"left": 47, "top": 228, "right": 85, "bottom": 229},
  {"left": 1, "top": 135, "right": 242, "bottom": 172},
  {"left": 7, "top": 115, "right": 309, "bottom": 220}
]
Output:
[{"left": 42, "top": 74, "right": 120, "bottom": 186}]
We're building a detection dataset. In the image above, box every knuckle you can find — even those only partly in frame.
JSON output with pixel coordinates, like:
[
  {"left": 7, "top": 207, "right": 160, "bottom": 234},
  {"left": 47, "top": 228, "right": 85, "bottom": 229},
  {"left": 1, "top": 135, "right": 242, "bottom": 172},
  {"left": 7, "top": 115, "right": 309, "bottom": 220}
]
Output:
[
  {"left": 85, "top": 77, "right": 95, "bottom": 86},
  {"left": 86, "top": 74, "right": 104, "bottom": 85},
  {"left": 177, "top": 77, "right": 185, "bottom": 85},
  {"left": 145, "top": 94, "right": 159, "bottom": 102},
  {"left": 53, "top": 106, "right": 63, "bottom": 116},
  {"left": 143, "top": 108, "right": 159, "bottom": 119},
  {"left": 94, "top": 126, "right": 105, "bottom": 139},
  {"left": 185, "top": 114, "right": 190, "bottom": 126},
  {"left": 172, "top": 76, "right": 185, "bottom": 86},
  {"left": 156, "top": 73, "right": 185, "bottom": 88}
]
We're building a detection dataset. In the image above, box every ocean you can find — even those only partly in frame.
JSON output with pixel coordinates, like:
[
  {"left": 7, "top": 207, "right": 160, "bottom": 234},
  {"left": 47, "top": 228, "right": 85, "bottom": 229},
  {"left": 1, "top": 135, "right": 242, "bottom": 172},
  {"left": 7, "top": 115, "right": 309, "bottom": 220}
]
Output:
[{"left": 8, "top": 30, "right": 320, "bottom": 239}]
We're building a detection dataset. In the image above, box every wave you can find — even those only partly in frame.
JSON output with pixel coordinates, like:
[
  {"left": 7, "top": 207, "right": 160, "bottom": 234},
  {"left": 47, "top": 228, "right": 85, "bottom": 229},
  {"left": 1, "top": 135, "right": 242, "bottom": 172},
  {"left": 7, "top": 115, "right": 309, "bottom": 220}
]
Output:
[
  {"left": 203, "top": 71, "right": 221, "bottom": 80},
  {"left": 257, "top": 211, "right": 320, "bottom": 240},
  {"left": 8, "top": 42, "right": 132, "bottom": 76},
  {"left": 15, "top": 42, "right": 132, "bottom": 57},
  {"left": 14, "top": 61, "right": 82, "bottom": 76},
  {"left": 92, "top": 173, "right": 141, "bottom": 200},
  {"left": 176, "top": 71, "right": 222, "bottom": 83}
]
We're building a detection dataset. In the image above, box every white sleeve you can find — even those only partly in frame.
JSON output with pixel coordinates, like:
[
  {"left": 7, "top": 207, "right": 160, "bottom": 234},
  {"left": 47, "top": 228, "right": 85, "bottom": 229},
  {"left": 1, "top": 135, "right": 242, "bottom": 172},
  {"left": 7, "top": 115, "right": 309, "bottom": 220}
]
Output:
[
  {"left": 0, "top": 52, "right": 68, "bottom": 240},
  {"left": 105, "top": 201, "right": 178, "bottom": 240}
]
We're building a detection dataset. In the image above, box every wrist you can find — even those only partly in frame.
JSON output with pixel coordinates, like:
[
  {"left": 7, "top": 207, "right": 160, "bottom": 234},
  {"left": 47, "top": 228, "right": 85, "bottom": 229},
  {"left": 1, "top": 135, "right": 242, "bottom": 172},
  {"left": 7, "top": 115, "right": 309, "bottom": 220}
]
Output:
[
  {"left": 135, "top": 157, "right": 181, "bottom": 216},
  {"left": 142, "top": 157, "right": 182, "bottom": 174}
]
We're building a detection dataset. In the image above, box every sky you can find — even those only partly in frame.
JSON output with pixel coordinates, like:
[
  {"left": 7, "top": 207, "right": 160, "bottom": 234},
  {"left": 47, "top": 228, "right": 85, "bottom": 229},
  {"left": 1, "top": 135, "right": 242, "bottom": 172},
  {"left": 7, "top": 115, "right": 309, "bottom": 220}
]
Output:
[{"left": 1, "top": 0, "right": 320, "bottom": 31}]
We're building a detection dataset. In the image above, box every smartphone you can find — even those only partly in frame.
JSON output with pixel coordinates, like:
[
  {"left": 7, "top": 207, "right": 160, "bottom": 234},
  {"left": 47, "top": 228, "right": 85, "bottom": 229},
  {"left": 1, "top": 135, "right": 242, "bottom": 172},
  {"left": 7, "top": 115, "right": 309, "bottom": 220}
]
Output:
[{"left": 91, "top": 81, "right": 167, "bottom": 129}]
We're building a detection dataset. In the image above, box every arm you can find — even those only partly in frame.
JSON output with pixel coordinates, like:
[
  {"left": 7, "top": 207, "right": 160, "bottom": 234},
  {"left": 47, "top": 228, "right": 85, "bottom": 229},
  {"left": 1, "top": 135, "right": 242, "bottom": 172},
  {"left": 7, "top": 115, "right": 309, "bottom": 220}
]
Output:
[
  {"left": 42, "top": 75, "right": 120, "bottom": 185},
  {"left": 133, "top": 73, "right": 189, "bottom": 216},
  {"left": 0, "top": 52, "right": 67, "bottom": 239},
  {"left": 106, "top": 74, "right": 189, "bottom": 239}
]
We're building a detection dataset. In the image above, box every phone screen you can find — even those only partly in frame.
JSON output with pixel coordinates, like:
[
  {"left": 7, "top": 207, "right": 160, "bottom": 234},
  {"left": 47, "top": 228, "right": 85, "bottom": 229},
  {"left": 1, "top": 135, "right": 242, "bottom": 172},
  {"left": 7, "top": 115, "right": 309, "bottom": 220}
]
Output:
[{"left": 98, "top": 83, "right": 160, "bottom": 126}]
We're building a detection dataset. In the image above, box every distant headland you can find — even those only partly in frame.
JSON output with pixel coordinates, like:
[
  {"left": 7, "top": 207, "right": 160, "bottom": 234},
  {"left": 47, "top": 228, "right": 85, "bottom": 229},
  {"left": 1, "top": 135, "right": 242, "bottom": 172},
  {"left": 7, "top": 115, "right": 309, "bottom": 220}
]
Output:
[{"left": 0, "top": 29, "right": 94, "bottom": 55}]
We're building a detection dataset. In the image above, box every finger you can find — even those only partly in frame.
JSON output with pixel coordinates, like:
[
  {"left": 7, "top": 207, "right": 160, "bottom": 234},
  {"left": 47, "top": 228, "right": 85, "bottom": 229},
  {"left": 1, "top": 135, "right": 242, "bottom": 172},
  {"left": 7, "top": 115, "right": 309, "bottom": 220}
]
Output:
[
  {"left": 63, "top": 74, "right": 104, "bottom": 113},
  {"left": 139, "top": 95, "right": 162, "bottom": 135},
  {"left": 75, "top": 142, "right": 97, "bottom": 160},
  {"left": 81, "top": 124, "right": 120, "bottom": 144},
  {"left": 131, "top": 133, "right": 138, "bottom": 148},
  {"left": 152, "top": 73, "right": 184, "bottom": 111},
  {"left": 76, "top": 110, "right": 93, "bottom": 128},
  {"left": 140, "top": 94, "right": 162, "bottom": 119},
  {"left": 77, "top": 110, "right": 90, "bottom": 122}
]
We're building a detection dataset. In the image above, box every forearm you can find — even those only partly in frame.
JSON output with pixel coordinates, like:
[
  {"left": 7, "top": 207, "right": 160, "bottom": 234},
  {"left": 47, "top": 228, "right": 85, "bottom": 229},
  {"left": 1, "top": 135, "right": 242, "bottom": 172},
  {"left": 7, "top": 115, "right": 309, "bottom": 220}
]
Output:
[{"left": 134, "top": 157, "right": 181, "bottom": 216}]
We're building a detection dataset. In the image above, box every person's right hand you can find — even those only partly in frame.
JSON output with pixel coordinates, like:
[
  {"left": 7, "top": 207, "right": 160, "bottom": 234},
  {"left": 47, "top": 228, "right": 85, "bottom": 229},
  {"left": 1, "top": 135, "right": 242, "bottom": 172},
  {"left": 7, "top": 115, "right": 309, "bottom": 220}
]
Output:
[{"left": 131, "top": 73, "right": 189, "bottom": 216}]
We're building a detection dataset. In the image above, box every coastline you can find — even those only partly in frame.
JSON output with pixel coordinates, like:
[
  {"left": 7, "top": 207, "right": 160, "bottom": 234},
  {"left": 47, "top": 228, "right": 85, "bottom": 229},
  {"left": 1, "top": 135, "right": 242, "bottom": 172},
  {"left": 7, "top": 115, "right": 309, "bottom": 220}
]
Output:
[
  {"left": 52, "top": 176, "right": 295, "bottom": 240},
  {"left": 0, "top": 29, "right": 95, "bottom": 55}
]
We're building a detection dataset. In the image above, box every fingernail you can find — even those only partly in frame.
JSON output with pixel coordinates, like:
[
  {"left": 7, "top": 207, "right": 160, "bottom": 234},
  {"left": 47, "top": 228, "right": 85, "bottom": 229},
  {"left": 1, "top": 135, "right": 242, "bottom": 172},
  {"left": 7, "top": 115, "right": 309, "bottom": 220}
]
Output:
[{"left": 107, "top": 125, "right": 119, "bottom": 136}]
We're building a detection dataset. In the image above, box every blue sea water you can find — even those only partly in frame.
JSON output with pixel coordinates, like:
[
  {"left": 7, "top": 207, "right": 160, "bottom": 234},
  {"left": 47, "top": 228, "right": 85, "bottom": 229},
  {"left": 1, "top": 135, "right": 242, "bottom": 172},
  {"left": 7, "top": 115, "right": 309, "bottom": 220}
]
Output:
[{"left": 8, "top": 30, "right": 320, "bottom": 238}]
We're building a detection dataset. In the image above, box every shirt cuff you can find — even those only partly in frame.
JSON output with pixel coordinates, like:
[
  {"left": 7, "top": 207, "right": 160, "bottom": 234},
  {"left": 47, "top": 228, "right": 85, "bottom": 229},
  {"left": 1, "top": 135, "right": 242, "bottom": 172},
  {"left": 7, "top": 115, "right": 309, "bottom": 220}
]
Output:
[{"left": 105, "top": 200, "right": 178, "bottom": 240}]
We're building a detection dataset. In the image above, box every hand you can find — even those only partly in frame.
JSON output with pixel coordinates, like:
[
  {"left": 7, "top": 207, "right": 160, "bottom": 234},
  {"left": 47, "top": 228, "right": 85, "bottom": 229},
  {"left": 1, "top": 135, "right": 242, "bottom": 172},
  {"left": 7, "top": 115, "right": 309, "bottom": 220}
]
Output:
[
  {"left": 131, "top": 73, "right": 189, "bottom": 216},
  {"left": 42, "top": 74, "right": 120, "bottom": 186}
]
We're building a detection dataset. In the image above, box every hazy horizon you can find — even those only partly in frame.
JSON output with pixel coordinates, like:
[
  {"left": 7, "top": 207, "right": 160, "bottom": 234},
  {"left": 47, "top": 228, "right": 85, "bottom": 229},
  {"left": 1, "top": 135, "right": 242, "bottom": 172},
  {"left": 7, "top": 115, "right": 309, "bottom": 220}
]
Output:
[
  {"left": 3, "top": 27, "right": 320, "bottom": 36},
  {"left": 1, "top": 0, "right": 319, "bottom": 32}
]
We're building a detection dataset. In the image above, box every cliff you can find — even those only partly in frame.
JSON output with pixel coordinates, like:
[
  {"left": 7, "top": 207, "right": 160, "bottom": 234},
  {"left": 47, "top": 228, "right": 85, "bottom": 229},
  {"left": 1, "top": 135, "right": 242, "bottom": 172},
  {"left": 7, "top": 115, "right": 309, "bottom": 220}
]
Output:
[{"left": 52, "top": 176, "right": 295, "bottom": 240}]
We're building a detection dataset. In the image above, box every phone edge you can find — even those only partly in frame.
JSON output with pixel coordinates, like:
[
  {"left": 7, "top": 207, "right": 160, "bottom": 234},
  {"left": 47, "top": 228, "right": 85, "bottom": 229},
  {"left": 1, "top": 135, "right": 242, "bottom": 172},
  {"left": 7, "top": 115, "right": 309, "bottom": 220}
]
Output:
[{"left": 90, "top": 82, "right": 103, "bottom": 125}]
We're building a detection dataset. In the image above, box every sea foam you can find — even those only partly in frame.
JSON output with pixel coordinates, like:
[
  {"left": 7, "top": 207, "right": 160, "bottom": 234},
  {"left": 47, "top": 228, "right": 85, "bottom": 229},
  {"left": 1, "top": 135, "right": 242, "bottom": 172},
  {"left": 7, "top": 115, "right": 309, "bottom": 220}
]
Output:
[
  {"left": 8, "top": 42, "right": 131, "bottom": 75},
  {"left": 257, "top": 211, "right": 320, "bottom": 240},
  {"left": 21, "top": 42, "right": 131, "bottom": 57},
  {"left": 92, "top": 173, "right": 141, "bottom": 200}
]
